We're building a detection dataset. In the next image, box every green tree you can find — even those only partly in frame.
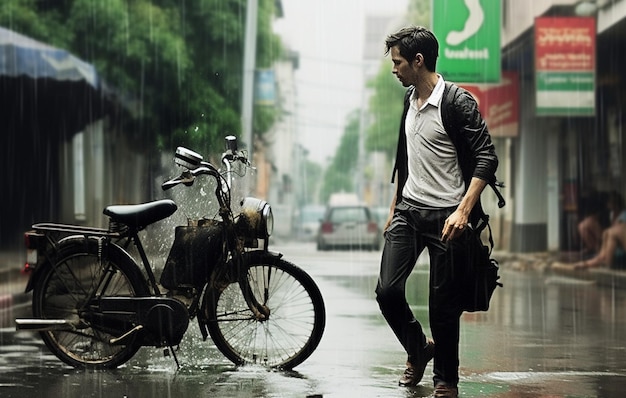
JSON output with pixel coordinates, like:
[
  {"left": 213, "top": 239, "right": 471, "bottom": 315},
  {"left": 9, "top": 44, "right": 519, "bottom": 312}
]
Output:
[
  {"left": 317, "top": 0, "right": 430, "bottom": 198},
  {"left": 364, "top": 0, "right": 430, "bottom": 158},
  {"left": 365, "top": 64, "right": 405, "bottom": 158},
  {"left": 319, "top": 110, "right": 360, "bottom": 203},
  {"left": 300, "top": 159, "right": 323, "bottom": 205},
  {"left": 0, "top": 0, "right": 283, "bottom": 155},
  {"left": 406, "top": 0, "right": 431, "bottom": 28}
]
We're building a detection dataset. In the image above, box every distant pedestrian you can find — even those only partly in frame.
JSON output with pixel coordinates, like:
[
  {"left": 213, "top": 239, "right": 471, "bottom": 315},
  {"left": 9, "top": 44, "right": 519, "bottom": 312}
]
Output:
[
  {"left": 375, "top": 26, "right": 499, "bottom": 398},
  {"left": 577, "top": 190, "right": 626, "bottom": 256},
  {"left": 556, "top": 191, "right": 626, "bottom": 270}
]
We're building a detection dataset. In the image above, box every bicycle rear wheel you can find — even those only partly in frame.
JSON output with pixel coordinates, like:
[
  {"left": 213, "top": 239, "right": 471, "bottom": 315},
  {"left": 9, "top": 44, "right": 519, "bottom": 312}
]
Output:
[
  {"left": 32, "top": 238, "right": 148, "bottom": 369},
  {"left": 206, "top": 252, "right": 325, "bottom": 369}
]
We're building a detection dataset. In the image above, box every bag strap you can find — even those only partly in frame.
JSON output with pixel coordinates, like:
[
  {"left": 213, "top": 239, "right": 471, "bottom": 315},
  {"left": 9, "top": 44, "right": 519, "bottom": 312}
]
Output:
[
  {"left": 486, "top": 222, "right": 495, "bottom": 256},
  {"left": 442, "top": 82, "right": 506, "bottom": 209},
  {"left": 473, "top": 212, "right": 495, "bottom": 256}
]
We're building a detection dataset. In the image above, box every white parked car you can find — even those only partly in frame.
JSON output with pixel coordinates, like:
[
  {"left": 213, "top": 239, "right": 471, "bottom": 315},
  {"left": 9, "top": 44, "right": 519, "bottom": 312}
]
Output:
[{"left": 316, "top": 205, "right": 380, "bottom": 251}]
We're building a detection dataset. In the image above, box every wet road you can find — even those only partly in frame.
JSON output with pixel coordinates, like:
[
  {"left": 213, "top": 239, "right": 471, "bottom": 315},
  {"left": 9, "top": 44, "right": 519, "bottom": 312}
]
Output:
[{"left": 1, "top": 241, "right": 626, "bottom": 397}]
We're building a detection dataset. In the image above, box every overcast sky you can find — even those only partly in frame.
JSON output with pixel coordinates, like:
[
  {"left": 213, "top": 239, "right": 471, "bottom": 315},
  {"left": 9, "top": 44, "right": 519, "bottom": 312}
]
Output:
[{"left": 274, "top": 0, "right": 409, "bottom": 164}]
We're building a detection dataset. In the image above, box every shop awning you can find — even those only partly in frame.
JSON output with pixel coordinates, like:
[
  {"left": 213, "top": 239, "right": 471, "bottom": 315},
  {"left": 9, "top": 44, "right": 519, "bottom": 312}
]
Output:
[
  {"left": 0, "top": 26, "right": 98, "bottom": 87},
  {"left": 0, "top": 26, "right": 113, "bottom": 137}
]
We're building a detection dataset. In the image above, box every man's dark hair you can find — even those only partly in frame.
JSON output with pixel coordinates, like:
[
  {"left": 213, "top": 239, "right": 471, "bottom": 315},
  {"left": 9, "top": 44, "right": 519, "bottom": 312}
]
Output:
[{"left": 385, "top": 26, "right": 439, "bottom": 72}]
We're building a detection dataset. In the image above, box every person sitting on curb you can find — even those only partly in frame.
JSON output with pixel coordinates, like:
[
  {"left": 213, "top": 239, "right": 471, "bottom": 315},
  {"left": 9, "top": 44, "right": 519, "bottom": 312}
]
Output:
[
  {"left": 576, "top": 223, "right": 626, "bottom": 269},
  {"left": 576, "top": 191, "right": 607, "bottom": 255},
  {"left": 555, "top": 191, "right": 626, "bottom": 270}
]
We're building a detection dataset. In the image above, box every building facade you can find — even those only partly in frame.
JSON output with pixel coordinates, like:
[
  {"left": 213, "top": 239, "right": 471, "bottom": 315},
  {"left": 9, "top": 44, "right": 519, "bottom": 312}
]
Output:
[{"left": 502, "top": 0, "right": 626, "bottom": 252}]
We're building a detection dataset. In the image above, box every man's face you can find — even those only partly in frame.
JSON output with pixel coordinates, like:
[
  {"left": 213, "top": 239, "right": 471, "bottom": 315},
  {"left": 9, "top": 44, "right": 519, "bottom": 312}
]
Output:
[{"left": 390, "top": 46, "right": 417, "bottom": 87}]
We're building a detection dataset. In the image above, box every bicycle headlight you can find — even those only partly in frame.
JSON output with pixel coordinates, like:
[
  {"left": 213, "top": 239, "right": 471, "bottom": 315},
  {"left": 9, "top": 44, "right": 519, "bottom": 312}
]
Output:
[{"left": 238, "top": 197, "right": 274, "bottom": 238}]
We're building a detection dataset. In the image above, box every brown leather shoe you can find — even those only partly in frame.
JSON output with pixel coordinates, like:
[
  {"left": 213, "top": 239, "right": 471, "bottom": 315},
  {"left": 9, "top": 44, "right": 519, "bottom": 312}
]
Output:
[
  {"left": 398, "top": 338, "right": 435, "bottom": 387},
  {"left": 430, "top": 383, "right": 458, "bottom": 398}
]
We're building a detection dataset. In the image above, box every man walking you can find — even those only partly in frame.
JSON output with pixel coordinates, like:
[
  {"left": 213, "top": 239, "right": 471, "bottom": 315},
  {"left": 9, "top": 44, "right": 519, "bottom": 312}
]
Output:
[{"left": 375, "top": 26, "right": 498, "bottom": 398}]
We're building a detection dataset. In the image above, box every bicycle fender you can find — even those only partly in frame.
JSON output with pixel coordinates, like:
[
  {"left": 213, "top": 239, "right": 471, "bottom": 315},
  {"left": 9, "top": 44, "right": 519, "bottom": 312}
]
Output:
[
  {"left": 241, "top": 250, "right": 284, "bottom": 264},
  {"left": 24, "top": 237, "right": 141, "bottom": 293}
]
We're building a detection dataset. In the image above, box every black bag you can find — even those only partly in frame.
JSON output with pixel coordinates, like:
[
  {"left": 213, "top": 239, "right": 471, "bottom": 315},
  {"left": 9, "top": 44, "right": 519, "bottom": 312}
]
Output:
[
  {"left": 436, "top": 82, "right": 504, "bottom": 311},
  {"left": 160, "top": 223, "right": 223, "bottom": 290},
  {"left": 461, "top": 221, "right": 503, "bottom": 312}
]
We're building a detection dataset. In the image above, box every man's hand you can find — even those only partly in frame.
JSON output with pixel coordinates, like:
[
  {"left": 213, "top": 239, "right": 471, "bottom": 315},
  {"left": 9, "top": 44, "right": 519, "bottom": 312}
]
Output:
[
  {"left": 441, "top": 209, "right": 469, "bottom": 242},
  {"left": 441, "top": 177, "right": 489, "bottom": 242},
  {"left": 384, "top": 189, "right": 398, "bottom": 233}
]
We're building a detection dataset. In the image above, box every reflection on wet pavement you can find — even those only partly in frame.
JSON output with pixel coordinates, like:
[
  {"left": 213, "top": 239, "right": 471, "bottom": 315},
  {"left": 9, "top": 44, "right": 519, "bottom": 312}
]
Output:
[{"left": 1, "top": 242, "right": 626, "bottom": 397}]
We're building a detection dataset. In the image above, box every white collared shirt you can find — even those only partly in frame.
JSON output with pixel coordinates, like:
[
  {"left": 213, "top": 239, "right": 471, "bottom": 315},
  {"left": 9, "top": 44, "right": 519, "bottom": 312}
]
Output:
[{"left": 402, "top": 75, "right": 465, "bottom": 208}]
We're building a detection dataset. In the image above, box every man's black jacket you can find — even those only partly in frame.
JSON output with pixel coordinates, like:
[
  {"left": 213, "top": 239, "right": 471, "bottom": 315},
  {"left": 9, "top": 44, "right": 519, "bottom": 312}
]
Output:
[{"left": 391, "top": 81, "right": 501, "bottom": 229}]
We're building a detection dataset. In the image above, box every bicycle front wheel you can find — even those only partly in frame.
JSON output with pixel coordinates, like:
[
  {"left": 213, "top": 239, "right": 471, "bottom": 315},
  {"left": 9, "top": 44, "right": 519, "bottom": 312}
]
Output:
[
  {"left": 32, "top": 238, "right": 148, "bottom": 369},
  {"left": 206, "top": 252, "right": 325, "bottom": 369}
]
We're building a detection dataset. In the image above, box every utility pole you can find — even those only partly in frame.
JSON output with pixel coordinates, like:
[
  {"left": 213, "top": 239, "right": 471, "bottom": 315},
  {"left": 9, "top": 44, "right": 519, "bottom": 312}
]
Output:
[{"left": 242, "top": 0, "right": 258, "bottom": 159}]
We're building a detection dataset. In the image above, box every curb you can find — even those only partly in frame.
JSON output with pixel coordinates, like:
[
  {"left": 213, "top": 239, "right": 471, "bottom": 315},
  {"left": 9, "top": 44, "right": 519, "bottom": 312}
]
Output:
[{"left": 495, "top": 251, "right": 626, "bottom": 289}]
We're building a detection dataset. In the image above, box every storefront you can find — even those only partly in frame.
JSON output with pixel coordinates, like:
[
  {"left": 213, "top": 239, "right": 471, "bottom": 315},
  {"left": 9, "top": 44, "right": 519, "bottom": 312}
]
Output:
[{"left": 501, "top": 0, "right": 626, "bottom": 253}]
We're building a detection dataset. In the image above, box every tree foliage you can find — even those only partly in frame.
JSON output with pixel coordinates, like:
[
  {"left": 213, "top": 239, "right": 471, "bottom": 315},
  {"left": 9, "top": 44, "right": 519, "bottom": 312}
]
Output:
[
  {"left": 365, "top": 64, "right": 406, "bottom": 159},
  {"left": 364, "top": 0, "right": 431, "bottom": 158},
  {"left": 319, "top": 110, "right": 360, "bottom": 203},
  {"left": 320, "top": 0, "right": 430, "bottom": 200},
  {"left": 301, "top": 159, "right": 323, "bottom": 205},
  {"left": 0, "top": 0, "right": 283, "bottom": 155}
]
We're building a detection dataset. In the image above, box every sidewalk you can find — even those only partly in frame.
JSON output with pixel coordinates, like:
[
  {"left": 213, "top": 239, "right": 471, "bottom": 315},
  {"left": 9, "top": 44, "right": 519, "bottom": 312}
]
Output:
[{"left": 494, "top": 250, "right": 626, "bottom": 289}]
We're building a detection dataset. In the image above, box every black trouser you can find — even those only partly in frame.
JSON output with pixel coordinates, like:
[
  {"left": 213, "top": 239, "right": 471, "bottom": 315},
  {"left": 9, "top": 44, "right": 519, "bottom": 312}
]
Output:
[{"left": 375, "top": 200, "right": 469, "bottom": 387}]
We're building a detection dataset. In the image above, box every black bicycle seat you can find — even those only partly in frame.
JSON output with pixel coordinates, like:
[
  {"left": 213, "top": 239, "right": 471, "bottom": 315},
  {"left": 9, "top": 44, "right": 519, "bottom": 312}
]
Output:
[{"left": 103, "top": 199, "right": 177, "bottom": 229}]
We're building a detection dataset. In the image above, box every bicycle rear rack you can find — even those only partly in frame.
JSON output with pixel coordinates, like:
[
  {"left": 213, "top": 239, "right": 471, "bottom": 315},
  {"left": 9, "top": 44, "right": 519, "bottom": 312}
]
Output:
[{"left": 32, "top": 223, "right": 121, "bottom": 238}]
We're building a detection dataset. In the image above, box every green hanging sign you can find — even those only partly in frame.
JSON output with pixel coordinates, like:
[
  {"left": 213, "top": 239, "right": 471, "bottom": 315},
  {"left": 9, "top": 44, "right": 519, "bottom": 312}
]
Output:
[{"left": 433, "top": 0, "right": 501, "bottom": 83}]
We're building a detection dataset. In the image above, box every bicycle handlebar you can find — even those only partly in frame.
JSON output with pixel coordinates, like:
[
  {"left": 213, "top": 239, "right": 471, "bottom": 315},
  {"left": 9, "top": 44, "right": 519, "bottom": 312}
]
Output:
[{"left": 161, "top": 136, "right": 250, "bottom": 192}]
